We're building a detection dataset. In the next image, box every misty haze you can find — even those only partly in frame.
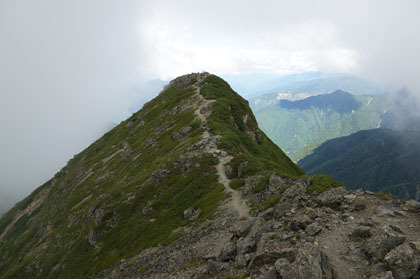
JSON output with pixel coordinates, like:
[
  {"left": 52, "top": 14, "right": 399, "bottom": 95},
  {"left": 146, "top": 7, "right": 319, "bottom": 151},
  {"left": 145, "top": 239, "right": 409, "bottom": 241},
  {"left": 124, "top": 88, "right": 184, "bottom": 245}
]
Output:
[{"left": 1, "top": 1, "right": 420, "bottom": 278}]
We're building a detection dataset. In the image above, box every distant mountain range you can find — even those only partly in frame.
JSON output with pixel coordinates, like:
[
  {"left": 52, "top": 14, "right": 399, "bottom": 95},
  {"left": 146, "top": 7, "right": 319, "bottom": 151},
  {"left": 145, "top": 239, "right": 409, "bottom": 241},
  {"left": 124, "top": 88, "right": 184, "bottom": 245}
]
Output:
[
  {"left": 299, "top": 128, "right": 420, "bottom": 200},
  {"left": 278, "top": 90, "right": 362, "bottom": 113},
  {"left": 252, "top": 90, "right": 387, "bottom": 161},
  {"left": 223, "top": 71, "right": 382, "bottom": 99}
]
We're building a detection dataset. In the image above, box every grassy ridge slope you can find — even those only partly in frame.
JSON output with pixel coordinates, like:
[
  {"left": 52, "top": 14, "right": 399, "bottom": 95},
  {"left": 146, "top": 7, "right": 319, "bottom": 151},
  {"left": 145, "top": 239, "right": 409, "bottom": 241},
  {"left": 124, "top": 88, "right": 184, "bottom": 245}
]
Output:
[{"left": 0, "top": 73, "right": 304, "bottom": 278}]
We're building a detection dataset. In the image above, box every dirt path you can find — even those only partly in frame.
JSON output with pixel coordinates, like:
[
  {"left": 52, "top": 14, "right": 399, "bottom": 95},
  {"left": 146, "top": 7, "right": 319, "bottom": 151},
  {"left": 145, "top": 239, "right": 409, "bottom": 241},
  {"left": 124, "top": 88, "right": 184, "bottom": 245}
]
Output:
[
  {"left": 193, "top": 81, "right": 251, "bottom": 219},
  {"left": 0, "top": 188, "right": 49, "bottom": 241}
]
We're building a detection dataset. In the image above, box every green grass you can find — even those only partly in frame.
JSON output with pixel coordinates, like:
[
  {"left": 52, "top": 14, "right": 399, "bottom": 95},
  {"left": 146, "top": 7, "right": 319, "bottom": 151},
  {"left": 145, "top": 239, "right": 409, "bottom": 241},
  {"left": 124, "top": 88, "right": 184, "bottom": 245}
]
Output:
[
  {"left": 306, "top": 174, "right": 344, "bottom": 194},
  {"left": 254, "top": 93, "right": 388, "bottom": 161},
  {"left": 0, "top": 83, "right": 227, "bottom": 279},
  {"left": 0, "top": 74, "right": 305, "bottom": 278},
  {"left": 262, "top": 194, "right": 282, "bottom": 209},
  {"left": 230, "top": 178, "right": 245, "bottom": 189},
  {"left": 202, "top": 75, "right": 305, "bottom": 179}
]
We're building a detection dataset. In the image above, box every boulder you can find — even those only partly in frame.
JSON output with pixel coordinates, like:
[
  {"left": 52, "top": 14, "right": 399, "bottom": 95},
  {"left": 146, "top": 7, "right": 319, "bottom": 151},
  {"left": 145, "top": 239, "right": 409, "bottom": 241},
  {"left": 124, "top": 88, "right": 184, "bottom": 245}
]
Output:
[
  {"left": 183, "top": 208, "right": 200, "bottom": 222},
  {"left": 364, "top": 225, "right": 406, "bottom": 261},
  {"left": 236, "top": 237, "right": 256, "bottom": 254},
  {"left": 87, "top": 229, "right": 99, "bottom": 246},
  {"left": 282, "top": 182, "right": 306, "bottom": 200},
  {"left": 268, "top": 173, "right": 286, "bottom": 192},
  {"left": 376, "top": 205, "right": 405, "bottom": 217},
  {"left": 305, "top": 222, "right": 322, "bottom": 236},
  {"left": 273, "top": 202, "right": 293, "bottom": 219},
  {"left": 290, "top": 215, "right": 311, "bottom": 231},
  {"left": 274, "top": 244, "right": 333, "bottom": 279},
  {"left": 230, "top": 219, "right": 254, "bottom": 237},
  {"left": 384, "top": 242, "right": 420, "bottom": 279},
  {"left": 316, "top": 187, "right": 348, "bottom": 208},
  {"left": 349, "top": 226, "right": 372, "bottom": 240},
  {"left": 263, "top": 267, "right": 279, "bottom": 279},
  {"left": 344, "top": 248, "right": 367, "bottom": 262},
  {"left": 402, "top": 200, "right": 420, "bottom": 212},
  {"left": 207, "top": 259, "right": 228, "bottom": 275},
  {"left": 243, "top": 175, "right": 265, "bottom": 195},
  {"left": 142, "top": 205, "right": 153, "bottom": 216},
  {"left": 218, "top": 242, "right": 237, "bottom": 262},
  {"left": 247, "top": 217, "right": 270, "bottom": 242},
  {"left": 249, "top": 234, "right": 296, "bottom": 268}
]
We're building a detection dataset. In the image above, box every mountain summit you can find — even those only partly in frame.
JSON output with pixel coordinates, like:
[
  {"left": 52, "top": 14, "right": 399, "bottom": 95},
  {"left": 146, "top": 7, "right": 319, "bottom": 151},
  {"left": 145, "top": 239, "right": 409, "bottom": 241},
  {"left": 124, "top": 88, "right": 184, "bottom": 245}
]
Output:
[
  {"left": 0, "top": 73, "right": 302, "bottom": 278},
  {"left": 1, "top": 73, "right": 420, "bottom": 279}
]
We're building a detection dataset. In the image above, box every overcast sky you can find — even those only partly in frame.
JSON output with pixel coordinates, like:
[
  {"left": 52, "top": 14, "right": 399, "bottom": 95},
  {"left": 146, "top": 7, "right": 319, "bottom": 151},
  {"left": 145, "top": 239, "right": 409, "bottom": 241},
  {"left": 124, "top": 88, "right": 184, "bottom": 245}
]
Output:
[{"left": 1, "top": 0, "right": 419, "bottom": 202}]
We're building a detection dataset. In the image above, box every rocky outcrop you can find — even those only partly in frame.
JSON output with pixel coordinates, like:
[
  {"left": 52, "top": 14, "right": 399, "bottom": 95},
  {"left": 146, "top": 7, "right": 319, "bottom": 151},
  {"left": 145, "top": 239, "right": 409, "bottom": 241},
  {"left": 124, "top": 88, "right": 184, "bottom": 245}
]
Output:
[{"left": 95, "top": 181, "right": 420, "bottom": 279}]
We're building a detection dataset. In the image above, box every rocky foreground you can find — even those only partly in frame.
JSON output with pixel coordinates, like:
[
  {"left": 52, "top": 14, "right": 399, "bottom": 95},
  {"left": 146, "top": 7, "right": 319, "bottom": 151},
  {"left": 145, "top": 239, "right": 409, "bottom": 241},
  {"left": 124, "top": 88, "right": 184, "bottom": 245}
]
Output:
[{"left": 102, "top": 175, "right": 420, "bottom": 279}]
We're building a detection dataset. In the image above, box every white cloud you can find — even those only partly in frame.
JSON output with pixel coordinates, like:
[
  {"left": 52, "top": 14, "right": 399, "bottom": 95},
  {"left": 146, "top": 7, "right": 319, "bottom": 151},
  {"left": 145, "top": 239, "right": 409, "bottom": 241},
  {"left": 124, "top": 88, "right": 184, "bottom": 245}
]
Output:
[{"left": 137, "top": 14, "right": 360, "bottom": 79}]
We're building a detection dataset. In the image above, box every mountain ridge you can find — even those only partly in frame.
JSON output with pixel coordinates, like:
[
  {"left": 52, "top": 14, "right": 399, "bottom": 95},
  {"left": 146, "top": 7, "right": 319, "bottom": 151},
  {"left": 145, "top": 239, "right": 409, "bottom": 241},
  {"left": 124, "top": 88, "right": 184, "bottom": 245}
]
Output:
[
  {"left": 299, "top": 128, "right": 420, "bottom": 200},
  {"left": 0, "top": 73, "right": 303, "bottom": 278},
  {"left": 253, "top": 91, "right": 387, "bottom": 161},
  {"left": 279, "top": 90, "right": 362, "bottom": 114},
  {"left": 1, "top": 74, "right": 420, "bottom": 279}
]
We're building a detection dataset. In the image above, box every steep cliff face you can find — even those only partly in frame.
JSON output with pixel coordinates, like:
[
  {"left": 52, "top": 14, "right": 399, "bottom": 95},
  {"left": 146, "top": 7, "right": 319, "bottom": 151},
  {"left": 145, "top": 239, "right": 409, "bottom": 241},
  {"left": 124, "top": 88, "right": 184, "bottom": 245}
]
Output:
[{"left": 0, "top": 73, "right": 303, "bottom": 278}]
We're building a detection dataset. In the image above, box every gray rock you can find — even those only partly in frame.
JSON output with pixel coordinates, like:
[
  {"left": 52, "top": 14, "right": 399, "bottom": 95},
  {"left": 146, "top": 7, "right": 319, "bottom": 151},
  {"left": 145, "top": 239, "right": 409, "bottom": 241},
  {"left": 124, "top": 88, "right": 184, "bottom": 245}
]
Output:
[
  {"left": 172, "top": 132, "right": 183, "bottom": 140},
  {"left": 179, "top": 126, "right": 192, "bottom": 135},
  {"left": 263, "top": 267, "right": 279, "bottom": 279},
  {"left": 351, "top": 201, "right": 367, "bottom": 211},
  {"left": 87, "top": 228, "right": 99, "bottom": 246},
  {"left": 183, "top": 208, "right": 200, "bottom": 222},
  {"left": 344, "top": 194, "right": 357, "bottom": 203},
  {"left": 249, "top": 234, "right": 296, "bottom": 268},
  {"left": 316, "top": 187, "right": 348, "bottom": 208},
  {"left": 371, "top": 271, "right": 395, "bottom": 279},
  {"left": 143, "top": 137, "right": 156, "bottom": 147},
  {"left": 349, "top": 226, "right": 372, "bottom": 240},
  {"left": 247, "top": 217, "right": 270, "bottom": 242},
  {"left": 268, "top": 173, "right": 286, "bottom": 192},
  {"left": 376, "top": 205, "right": 406, "bottom": 217},
  {"left": 274, "top": 243, "right": 332, "bottom": 279},
  {"left": 142, "top": 205, "right": 153, "bottom": 216},
  {"left": 225, "top": 165, "right": 234, "bottom": 177},
  {"left": 402, "top": 200, "right": 420, "bottom": 212},
  {"left": 290, "top": 215, "right": 312, "bottom": 231},
  {"left": 275, "top": 258, "right": 295, "bottom": 278},
  {"left": 95, "top": 208, "right": 107, "bottom": 226},
  {"left": 305, "top": 222, "right": 322, "bottom": 236},
  {"left": 282, "top": 182, "right": 306, "bottom": 200},
  {"left": 344, "top": 248, "right": 367, "bottom": 262},
  {"left": 261, "top": 208, "right": 275, "bottom": 221},
  {"left": 370, "top": 262, "right": 388, "bottom": 276},
  {"left": 273, "top": 202, "right": 293, "bottom": 219},
  {"left": 218, "top": 242, "right": 236, "bottom": 262},
  {"left": 235, "top": 253, "right": 252, "bottom": 267},
  {"left": 365, "top": 225, "right": 406, "bottom": 260},
  {"left": 231, "top": 219, "right": 254, "bottom": 237},
  {"left": 384, "top": 242, "right": 420, "bottom": 279},
  {"left": 207, "top": 259, "right": 228, "bottom": 275},
  {"left": 243, "top": 175, "right": 265, "bottom": 195},
  {"left": 237, "top": 237, "right": 256, "bottom": 254}
]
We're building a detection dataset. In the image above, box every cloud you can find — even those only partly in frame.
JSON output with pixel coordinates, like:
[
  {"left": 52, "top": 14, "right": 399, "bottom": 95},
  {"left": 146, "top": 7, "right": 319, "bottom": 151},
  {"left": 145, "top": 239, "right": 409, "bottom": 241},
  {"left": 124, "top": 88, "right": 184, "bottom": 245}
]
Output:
[{"left": 0, "top": 0, "right": 419, "bottom": 204}]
